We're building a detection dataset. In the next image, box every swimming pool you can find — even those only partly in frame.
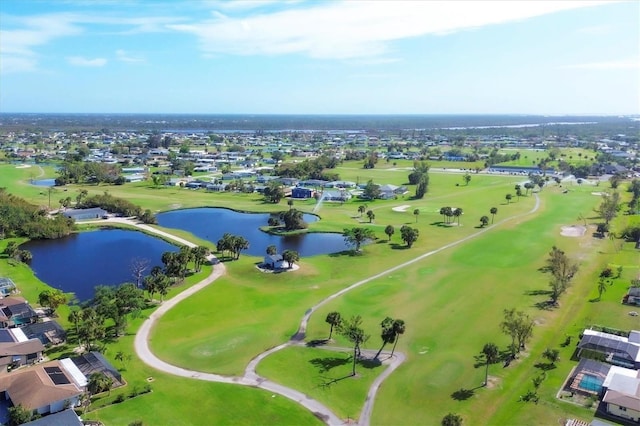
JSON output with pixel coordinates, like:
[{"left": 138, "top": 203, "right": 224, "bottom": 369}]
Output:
[{"left": 578, "top": 373, "right": 604, "bottom": 393}]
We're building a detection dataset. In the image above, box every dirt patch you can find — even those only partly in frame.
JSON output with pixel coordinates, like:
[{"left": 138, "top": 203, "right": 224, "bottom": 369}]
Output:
[
  {"left": 169, "top": 203, "right": 182, "bottom": 209},
  {"left": 560, "top": 225, "right": 586, "bottom": 237}
]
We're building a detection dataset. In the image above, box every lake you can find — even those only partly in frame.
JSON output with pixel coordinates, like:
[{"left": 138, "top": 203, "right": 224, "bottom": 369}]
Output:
[
  {"left": 156, "top": 207, "right": 349, "bottom": 257},
  {"left": 21, "top": 229, "right": 177, "bottom": 302}
]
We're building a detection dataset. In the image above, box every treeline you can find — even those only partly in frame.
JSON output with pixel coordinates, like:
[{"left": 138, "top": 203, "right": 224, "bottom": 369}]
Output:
[
  {"left": 56, "top": 161, "right": 124, "bottom": 185},
  {"left": 0, "top": 188, "right": 75, "bottom": 239},
  {"left": 275, "top": 155, "right": 340, "bottom": 181},
  {"left": 77, "top": 191, "right": 156, "bottom": 223}
]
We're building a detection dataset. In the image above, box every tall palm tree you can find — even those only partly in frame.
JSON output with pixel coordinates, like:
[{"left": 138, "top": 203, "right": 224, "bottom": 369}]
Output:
[
  {"left": 453, "top": 208, "right": 463, "bottom": 225},
  {"left": 482, "top": 343, "right": 499, "bottom": 386},
  {"left": 413, "top": 209, "right": 420, "bottom": 223},
  {"left": 490, "top": 207, "right": 498, "bottom": 224},
  {"left": 325, "top": 311, "right": 342, "bottom": 340},
  {"left": 390, "top": 319, "right": 405, "bottom": 356}
]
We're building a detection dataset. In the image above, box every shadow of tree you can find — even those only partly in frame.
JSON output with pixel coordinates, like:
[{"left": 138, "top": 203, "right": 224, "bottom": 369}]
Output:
[
  {"left": 451, "top": 388, "right": 475, "bottom": 401},
  {"left": 390, "top": 244, "right": 409, "bottom": 250},
  {"left": 359, "top": 358, "right": 382, "bottom": 369},
  {"left": 524, "top": 289, "right": 553, "bottom": 296},
  {"left": 309, "top": 356, "right": 350, "bottom": 373},
  {"left": 534, "top": 362, "right": 557, "bottom": 371},
  {"left": 306, "top": 339, "right": 328, "bottom": 347},
  {"left": 534, "top": 300, "right": 555, "bottom": 310}
]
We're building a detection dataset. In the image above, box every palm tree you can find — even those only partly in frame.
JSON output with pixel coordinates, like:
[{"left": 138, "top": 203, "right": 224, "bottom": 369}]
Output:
[
  {"left": 453, "top": 207, "right": 462, "bottom": 225},
  {"left": 282, "top": 249, "right": 299, "bottom": 269},
  {"left": 480, "top": 216, "right": 489, "bottom": 227},
  {"left": 266, "top": 245, "right": 277, "bottom": 256},
  {"left": 68, "top": 309, "right": 82, "bottom": 338},
  {"left": 325, "top": 311, "right": 342, "bottom": 340},
  {"left": 384, "top": 225, "right": 395, "bottom": 241},
  {"left": 339, "top": 315, "right": 370, "bottom": 376},
  {"left": 413, "top": 209, "right": 420, "bottom": 223},
  {"left": 505, "top": 193, "right": 512, "bottom": 204},
  {"left": 287, "top": 199, "right": 294, "bottom": 210},
  {"left": 358, "top": 204, "right": 367, "bottom": 217},
  {"left": 375, "top": 317, "right": 396, "bottom": 358},
  {"left": 366, "top": 210, "right": 375, "bottom": 223},
  {"left": 481, "top": 343, "right": 499, "bottom": 386},
  {"left": 597, "top": 277, "right": 608, "bottom": 300},
  {"left": 490, "top": 207, "right": 498, "bottom": 224},
  {"left": 343, "top": 227, "right": 375, "bottom": 252},
  {"left": 390, "top": 319, "right": 405, "bottom": 356},
  {"left": 442, "top": 413, "right": 463, "bottom": 426}
]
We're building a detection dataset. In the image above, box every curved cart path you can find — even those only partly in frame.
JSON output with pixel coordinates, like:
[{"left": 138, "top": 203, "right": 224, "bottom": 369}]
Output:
[{"left": 98, "top": 194, "right": 540, "bottom": 425}]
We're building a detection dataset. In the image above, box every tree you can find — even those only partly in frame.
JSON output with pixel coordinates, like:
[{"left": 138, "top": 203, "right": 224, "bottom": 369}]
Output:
[
  {"left": 384, "top": 225, "right": 395, "bottom": 241},
  {"left": 78, "top": 307, "right": 106, "bottom": 351},
  {"left": 281, "top": 249, "right": 299, "bottom": 269},
  {"left": 453, "top": 207, "right": 462, "bottom": 225},
  {"left": 463, "top": 173, "right": 471, "bottom": 186},
  {"left": 390, "top": 319, "right": 405, "bottom": 356},
  {"left": 266, "top": 245, "right": 277, "bottom": 256},
  {"left": 413, "top": 209, "right": 420, "bottom": 223},
  {"left": 480, "top": 216, "right": 489, "bottom": 227},
  {"left": 68, "top": 308, "right": 82, "bottom": 337},
  {"left": 501, "top": 308, "right": 534, "bottom": 355},
  {"left": 375, "top": 317, "right": 396, "bottom": 359},
  {"left": 542, "top": 348, "right": 560, "bottom": 366},
  {"left": 597, "top": 191, "right": 621, "bottom": 225},
  {"left": 545, "top": 246, "right": 579, "bottom": 304},
  {"left": 490, "top": 207, "right": 498, "bottom": 224},
  {"left": 400, "top": 225, "right": 419, "bottom": 248},
  {"left": 37, "top": 289, "right": 69, "bottom": 315},
  {"left": 597, "top": 277, "right": 608, "bottom": 301},
  {"left": 442, "top": 413, "right": 463, "bottom": 426},
  {"left": 338, "top": 315, "right": 370, "bottom": 376},
  {"left": 325, "top": 311, "right": 342, "bottom": 340},
  {"left": 343, "top": 227, "right": 375, "bottom": 252},
  {"left": 505, "top": 193, "right": 512, "bottom": 204},
  {"left": 358, "top": 205, "right": 367, "bottom": 217},
  {"left": 230, "top": 235, "right": 249, "bottom": 260},
  {"left": 415, "top": 174, "right": 429, "bottom": 199},
  {"left": 363, "top": 180, "right": 381, "bottom": 200},
  {"left": 8, "top": 405, "right": 33, "bottom": 426},
  {"left": 481, "top": 343, "right": 499, "bottom": 386},
  {"left": 366, "top": 210, "right": 375, "bottom": 223},
  {"left": 281, "top": 208, "right": 307, "bottom": 230},
  {"left": 191, "top": 246, "right": 210, "bottom": 272},
  {"left": 287, "top": 199, "right": 294, "bottom": 210},
  {"left": 523, "top": 182, "right": 534, "bottom": 195},
  {"left": 263, "top": 181, "right": 285, "bottom": 204},
  {"left": 88, "top": 372, "right": 113, "bottom": 395},
  {"left": 130, "top": 257, "right": 150, "bottom": 288}
]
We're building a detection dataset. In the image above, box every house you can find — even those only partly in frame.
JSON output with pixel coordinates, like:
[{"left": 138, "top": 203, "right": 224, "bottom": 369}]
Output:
[
  {"left": 22, "top": 408, "right": 83, "bottom": 426},
  {"left": 291, "top": 187, "right": 314, "bottom": 199},
  {"left": 263, "top": 254, "right": 286, "bottom": 270},
  {"left": 602, "top": 368, "right": 640, "bottom": 422},
  {"left": 61, "top": 207, "right": 108, "bottom": 221},
  {"left": 623, "top": 287, "right": 640, "bottom": 305},
  {"left": 378, "top": 184, "right": 408, "bottom": 200},
  {"left": 0, "top": 278, "right": 16, "bottom": 296},
  {"left": 321, "top": 189, "right": 352, "bottom": 202},
  {"left": 71, "top": 351, "right": 122, "bottom": 387},
  {"left": 0, "top": 328, "right": 44, "bottom": 371},
  {"left": 577, "top": 329, "right": 640, "bottom": 369},
  {"left": 21, "top": 321, "right": 66, "bottom": 346},
  {"left": 0, "top": 359, "right": 87, "bottom": 416},
  {"left": 0, "top": 297, "right": 38, "bottom": 328}
]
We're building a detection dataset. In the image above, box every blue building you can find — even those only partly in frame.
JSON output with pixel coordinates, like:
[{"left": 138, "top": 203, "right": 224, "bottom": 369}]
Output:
[{"left": 292, "top": 187, "right": 314, "bottom": 199}]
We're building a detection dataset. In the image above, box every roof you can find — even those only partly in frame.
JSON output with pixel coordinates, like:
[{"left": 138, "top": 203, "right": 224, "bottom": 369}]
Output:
[
  {"left": 603, "top": 388, "right": 640, "bottom": 411},
  {"left": 603, "top": 365, "right": 640, "bottom": 388},
  {"left": 22, "top": 409, "right": 83, "bottom": 426},
  {"left": 0, "top": 339, "right": 44, "bottom": 357},
  {"left": 579, "top": 329, "right": 640, "bottom": 362},
  {"left": 22, "top": 321, "right": 66, "bottom": 345},
  {"left": 62, "top": 207, "right": 107, "bottom": 218},
  {"left": 71, "top": 351, "right": 120, "bottom": 383},
  {"left": 0, "top": 360, "right": 84, "bottom": 410}
]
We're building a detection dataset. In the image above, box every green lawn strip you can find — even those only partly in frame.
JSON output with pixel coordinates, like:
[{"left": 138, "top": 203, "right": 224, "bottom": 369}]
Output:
[
  {"left": 256, "top": 345, "right": 387, "bottom": 421},
  {"left": 300, "top": 188, "right": 607, "bottom": 424}
]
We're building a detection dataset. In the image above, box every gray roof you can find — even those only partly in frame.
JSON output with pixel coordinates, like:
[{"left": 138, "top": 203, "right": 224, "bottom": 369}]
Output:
[
  {"left": 23, "top": 409, "right": 82, "bottom": 426},
  {"left": 579, "top": 334, "right": 640, "bottom": 362}
]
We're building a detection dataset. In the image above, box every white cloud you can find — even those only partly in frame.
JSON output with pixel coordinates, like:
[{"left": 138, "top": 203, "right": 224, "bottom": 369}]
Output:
[
  {"left": 116, "top": 49, "right": 144, "bottom": 63},
  {"left": 561, "top": 59, "right": 640, "bottom": 70},
  {"left": 67, "top": 56, "right": 108, "bottom": 67},
  {"left": 168, "top": 1, "right": 609, "bottom": 60}
]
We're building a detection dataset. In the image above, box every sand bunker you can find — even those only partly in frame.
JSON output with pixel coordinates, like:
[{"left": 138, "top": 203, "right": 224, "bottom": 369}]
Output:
[
  {"left": 560, "top": 225, "right": 586, "bottom": 237},
  {"left": 392, "top": 205, "right": 410, "bottom": 212}
]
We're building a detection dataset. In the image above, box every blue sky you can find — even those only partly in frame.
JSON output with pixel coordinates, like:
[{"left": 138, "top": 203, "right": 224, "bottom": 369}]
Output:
[{"left": 1, "top": 0, "right": 638, "bottom": 115}]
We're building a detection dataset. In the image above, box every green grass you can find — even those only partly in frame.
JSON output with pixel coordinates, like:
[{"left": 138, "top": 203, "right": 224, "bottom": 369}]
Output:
[
  {"left": 2, "top": 160, "right": 638, "bottom": 425},
  {"left": 257, "top": 346, "right": 387, "bottom": 420}
]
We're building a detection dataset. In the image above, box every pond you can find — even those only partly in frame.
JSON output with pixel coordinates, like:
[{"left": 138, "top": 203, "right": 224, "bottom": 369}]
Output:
[
  {"left": 30, "top": 178, "right": 56, "bottom": 187},
  {"left": 21, "top": 229, "right": 178, "bottom": 302},
  {"left": 156, "top": 208, "right": 349, "bottom": 257}
]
